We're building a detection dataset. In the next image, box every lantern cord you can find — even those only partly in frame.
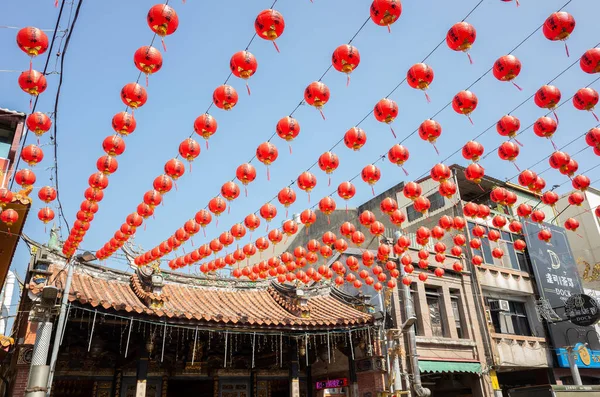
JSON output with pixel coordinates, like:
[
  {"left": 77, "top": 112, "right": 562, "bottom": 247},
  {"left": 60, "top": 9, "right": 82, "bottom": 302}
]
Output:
[
  {"left": 467, "top": 115, "right": 474, "bottom": 125},
  {"left": 564, "top": 42, "right": 570, "bottom": 58},
  {"left": 512, "top": 82, "right": 523, "bottom": 91},
  {"left": 516, "top": 0, "right": 520, "bottom": 6},
  {"left": 272, "top": 41, "right": 280, "bottom": 53},
  {"left": 389, "top": 126, "right": 397, "bottom": 139},
  {"left": 267, "top": 166, "right": 271, "bottom": 181},
  {"left": 347, "top": 75, "right": 351, "bottom": 87},
  {"left": 553, "top": 110, "right": 560, "bottom": 124},
  {"left": 513, "top": 137, "right": 524, "bottom": 147},
  {"left": 318, "top": 108, "right": 326, "bottom": 120},
  {"left": 401, "top": 166, "right": 409, "bottom": 177},
  {"left": 289, "top": 144, "right": 293, "bottom": 155},
  {"left": 432, "top": 143, "right": 440, "bottom": 155},
  {"left": 513, "top": 162, "right": 521, "bottom": 172},
  {"left": 424, "top": 91, "right": 431, "bottom": 103},
  {"left": 387, "top": 25, "right": 391, "bottom": 34},
  {"left": 246, "top": 81, "right": 251, "bottom": 96},
  {"left": 593, "top": 112, "right": 600, "bottom": 122}
]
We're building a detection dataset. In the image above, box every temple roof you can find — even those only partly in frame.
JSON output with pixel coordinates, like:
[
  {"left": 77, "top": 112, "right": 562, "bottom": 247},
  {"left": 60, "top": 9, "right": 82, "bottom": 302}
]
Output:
[{"left": 29, "top": 262, "right": 373, "bottom": 331}]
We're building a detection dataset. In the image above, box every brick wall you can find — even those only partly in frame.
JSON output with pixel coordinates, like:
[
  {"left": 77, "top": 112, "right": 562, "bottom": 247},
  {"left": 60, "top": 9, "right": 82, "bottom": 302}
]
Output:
[
  {"left": 357, "top": 372, "right": 385, "bottom": 396},
  {"left": 11, "top": 364, "right": 31, "bottom": 397}
]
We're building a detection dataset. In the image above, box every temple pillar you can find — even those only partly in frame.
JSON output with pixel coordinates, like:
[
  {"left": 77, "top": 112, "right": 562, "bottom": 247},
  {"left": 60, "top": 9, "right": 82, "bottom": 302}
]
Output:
[
  {"left": 289, "top": 338, "right": 300, "bottom": 397},
  {"left": 306, "top": 363, "right": 313, "bottom": 397},
  {"left": 348, "top": 352, "right": 358, "bottom": 397},
  {"left": 135, "top": 339, "right": 149, "bottom": 397}
]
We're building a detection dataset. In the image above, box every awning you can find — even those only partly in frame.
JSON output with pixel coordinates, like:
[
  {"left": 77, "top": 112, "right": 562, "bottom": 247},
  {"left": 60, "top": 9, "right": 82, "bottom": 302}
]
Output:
[{"left": 419, "top": 360, "right": 482, "bottom": 374}]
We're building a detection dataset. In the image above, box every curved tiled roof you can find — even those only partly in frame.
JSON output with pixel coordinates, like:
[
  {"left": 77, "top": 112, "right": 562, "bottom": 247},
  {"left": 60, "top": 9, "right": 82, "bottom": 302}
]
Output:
[{"left": 30, "top": 264, "right": 372, "bottom": 330}]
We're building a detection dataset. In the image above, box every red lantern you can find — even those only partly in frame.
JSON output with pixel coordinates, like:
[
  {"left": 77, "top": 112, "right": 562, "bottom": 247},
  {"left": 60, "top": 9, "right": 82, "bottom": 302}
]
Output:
[
  {"left": 221, "top": 181, "right": 240, "bottom": 202},
  {"left": 413, "top": 196, "right": 431, "bottom": 215},
  {"left": 387, "top": 144, "right": 409, "bottom": 174},
  {"left": 111, "top": 112, "right": 136, "bottom": 136},
  {"left": 453, "top": 216, "right": 466, "bottom": 230},
  {"left": 560, "top": 158, "right": 579, "bottom": 177},
  {"left": 230, "top": 50, "right": 258, "bottom": 95},
  {"left": 299, "top": 209, "right": 316, "bottom": 228},
  {"left": 37, "top": 186, "right": 56, "bottom": 203},
  {"left": 304, "top": 82, "right": 330, "bottom": 119},
  {"left": 208, "top": 197, "right": 227, "bottom": 218},
  {"left": 254, "top": 9, "right": 285, "bottom": 52},
  {"left": 568, "top": 191, "right": 585, "bottom": 207},
  {"left": 418, "top": 119, "right": 442, "bottom": 153},
  {"left": 430, "top": 163, "right": 451, "bottom": 182},
  {"left": 259, "top": 203, "right": 277, "bottom": 225},
  {"left": 133, "top": 46, "right": 162, "bottom": 86},
  {"left": 465, "top": 163, "right": 485, "bottom": 184},
  {"left": 379, "top": 197, "right": 398, "bottom": 215},
  {"left": 256, "top": 142, "right": 278, "bottom": 180},
  {"left": 318, "top": 152, "right": 339, "bottom": 186},
  {"left": 344, "top": 127, "right": 367, "bottom": 151},
  {"left": 332, "top": 44, "right": 360, "bottom": 85},
  {"left": 374, "top": 98, "right": 399, "bottom": 139},
  {"left": 351, "top": 231, "right": 366, "bottom": 247},
  {"left": 549, "top": 150, "right": 570, "bottom": 170},
  {"left": 513, "top": 239, "right": 526, "bottom": 252},
  {"left": 213, "top": 85, "right": 238, "bottom": 110},
  {"left": 390, "top": 210, "right": 406, "bottom": 227},
  {"left": 438, "top": 215, "right": 453, "bottom": 231},
  {"left": 38, "top": 207, "right": 54, "bottom": 224},
  {"left": 493, "top": 55, "right": 522, "bottom": 90},
  {"left": 581, "top": 48, "right": 600, "bottom": 74},
  {"left": 446, "top": 22, "right": 476, "bottom": 63},
  {"left": 269, "top": 229, "right": 283, "bottom": 246},
  {"left": 178, "top": 138, "right": 201, "bottom": 169},
  {"left": 147, "top": 4, "right": 179, "bottom": 38},
  {"left": 573, "top": 87, "right": 599, "bottom": 121},
  {"left": 236, "top": 163, "right": 257, "bottom": 196},
  {"left": 1, "top": 209, "right": 18, "bottom": 226},
  {"left": 143, "top": 190, "right": 162, "bottom": 207},
  {"left": 153, "top": 175, "right": 173, "bottom": 194},
  {"left": 490, "top": 187, "right": 508, "bottom": 205},
  {"left": 26, "top": 112, "right": 51, "bottom": 137},
  {"left": 231, "top": 223, "right": 247, "bottom": 240},
  {"left": 432, "top": 228, "right": 446, "bottom": 241},
  {"left": 361, "top": 164, "right": 381, "bottom": 195},
  {"left": 516, "top": 203, "right": 532, "bottom": 218},
  {"left": 96, "top": 155, "right": 118, "bottom": 175},
  {"left": 477, "top": 204, "right": 491, "bottom": 220},
  {"left": 541, "top": 191, "right": 559, "bottom": 207},
  {"left": 14, "top": 169, "right": 36, "bottom": 188},
  {"left": 17, "top": 26, "right": 49, "bottom": 59},
  {"left": 509, "top": 220, "right": 522, "bottom": 234},
  {"left": 573, "top": 174, "right": 591, "bottom": 191},
  {"left": 452, "top": 90, "right": 478, "bottom": 124},
  {"left": 359, "top": 210, "right": 376, "bottom": 227},
  {"left": 533, "top": 116, "right": 558, "bottom": 148},
  {"left": 277, "top": 187, "right": 296, "bottom": 217},
  {"left": 531, "top": 210, "right": 546, "bottom": 224},
  {"left": 463, "top": 202, "right": 478, "bottom": 218},
  {"left": 297, "top": 171, "right": 317, "bottom": 201},
  {"left": 564, "top": 218, "right": 580, "bottom": 232},
  {"left": 276, "top": 116, "right": 300, "bottom": 152},
  {"left": 403, "top": 181, "right": 422, "bottom": 201},
  {"left": 318, "top": 196, "right": 336, "bottom": 223},
  {"left": 538, "top": 229, "right": 552, "bottom": 243},
  {"left": 340, "top": 222, "right": 356, "bottom": 239},
  {"left": 283, "top": 220, "right": 298, "bottom": 236},
  {"left": 19, "top": 69, "right": 47, "bottom": 99},
  {"left": 165, "top": 158, "right": 185, "bottom": 180},
  {"left": 370, "top": 0, "right": 402, "bottom": 32},
  {"left": 492, "top": 215, "right": 508, "bottom": 229},
  {"left": 194, "top": 113, "right": 218, "bottom": 148},
  {"left": 137, "top": 203, "right": 154, "bottom": 219},
  {"left": 121, "top": 83, "right": 147, "bottom": 109},
  {"left": 586, "top": 127, "right": 600, "bottom": 150},
  {"left": 20, "top": 144, "right": 44, "bottom": 166},
  {"left": 543, "top": 12, "right": 575, "bottom": 57},
  {"left": 496, "top": 115, "right": 522, "bottom": 145},
  {"left": 337, "top": 181, "right": 356, "bottom": 210},
  {"left": 102, "top": 135, "right": 126, "bottom": 156},
  {"left": 517, "top": 169, "right": 538, "bottom": 189},
  {"left": 492, "top": 248, "right": 504, "bottom": 259},
  {"left": 462, "top": 140, "right": 484, "bottom": 162},
  {"left": 534, "top": 85, "right": 561, "bottom": 121},
  {"left": 84, "top": 187, "right": 104, "bottom": 203},
  {"left": 498, "top": 141, "right": 520, "bottom": 169},
  {"left": 438, "top": 180, "right": 457, "bottom": 199},
  {"left": 407, "top": 63, "right": 434, "bottom": 102}
]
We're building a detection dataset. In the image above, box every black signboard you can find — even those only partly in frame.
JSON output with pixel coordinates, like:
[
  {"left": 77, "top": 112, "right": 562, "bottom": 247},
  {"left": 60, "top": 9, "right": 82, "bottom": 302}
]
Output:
[
  {"left": 565, "top": 294, "right": 600, "bottom": 327},
  {"left": 315, "top": 378, "right": 348, "bottom": 390},
  {"left": 522, "top": 221, "right": 600, "bottom": 353}
]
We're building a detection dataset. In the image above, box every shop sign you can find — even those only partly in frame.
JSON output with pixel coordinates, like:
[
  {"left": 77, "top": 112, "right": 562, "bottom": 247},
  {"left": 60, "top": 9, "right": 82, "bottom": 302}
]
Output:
[
  {"left": 565, "top": 293, "right": 600, "bottom": 326},
  {"left": 556, "top": 343, "right": 600, "bottom": 369},
  {"left": 316, "top": 378, "right": 348, "bottom": 390}
]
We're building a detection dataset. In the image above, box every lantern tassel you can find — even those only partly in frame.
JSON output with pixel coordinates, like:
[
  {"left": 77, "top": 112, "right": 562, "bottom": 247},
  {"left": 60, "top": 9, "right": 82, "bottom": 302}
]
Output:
[
  {"left": 516, "top": 0, "right": 520, "bottom": 5},
  {"left": 328, "top": 175, "right": 331, "bottom": 187},
  {"left": 401, "top": 166, "right": 409, "bottom": 176},
  {"left": 272, "top": 41, "right": 280, "bottom": 53},
  {"left": 289, "top": 144, "right": 292, "bottom": 155},
  {"left": 387, "top": 24, "right": 391, "bottom": 33},
  {"left": 467, "top": 115, "right": 474, "bottom": 125},
  {"left": 30, "top": 96, "right": 33, "bottom": 110},
  {"left": 389, "top": 126, "right": 397, "bottom": 139},
  {"left": 285, "top": 208, "right": 289, "bottom": 218},
  {"left": 514, "top": 137, "right": 524, "bottom": 147},
  {"left": 244, "top": 186, "right": 248, "bottom": 197},
  {"left": 432, "top": 143, "right": 440, "bottom": 155},
  {"left": 146, "top": 75, "right": 149, "bottom": 87},
  {"left": 318, "top": 108, "right": 326, "bottom": 120},
  {"left": 327, "top": 215, "right": 331, "bottom": 225},
  {"left": 592, "top": 111, "right": 599, "bottom": 122},
  {"left": 424, "top": 91, "right": 431, "bottom": 103},
  {"left": 174, "top": 181, "right": 178, "bottom": 191},
  {"left": 29, "top": 58, "right": 32, "bottom": 73},
  {"left": 467, "top": 53, "right": 473, "bottom": 65},
  {"left": 346, "top": 203, "right": 348, "bottom": 214},
  {"left": 202, "top": 227, "right": 206, "bottom": 237},
  {"left": 266, "top": 223, "right": 270, "bottom": 232},
  {"left": 144, "top": 223, "right": 147, "bottom": 231},
  {"left": 228, "top": 205, "right": 231, "bottom": 214},
  {"left": 371, "top": 186, "right": 375, "bottom": 196},
  {"left": 512, "top": 81, "right": 523, "bottom": 91},
  {"left": 550, "top": 139, "right": 558, "bottom": 151},
  {"left": 346, "top": 74, "right": 351, "bottom": 87},
  {"left": 553, "top": 110, "right": 559, "bottom": 124},
  {"left": 565, "top": 42, "right": 570, "bottom": 57},
  {"left": 307, "top": 192, "right": 311, "bottom": 203},
  {"left": 205, "top": 140, "right": 209, "bottom": 150},
  {"left": 477, "top": 183, "right": 485, "bottom": 192},
  {"left": 216, "top": 218, "right": 219, "bottom": 228},
  {"left": 267, "top": 166, "right": 270, "bottom": 181},
  {"left": 161, "top": 38, "right": 167, "bottom": 52},
  {"left": 189, "top": 162, "right": 193, "bottom": 173},
  {"left": 55, "top": 0, "right": 58, "bottom": 6},
  {"left": 190, "top": 237, "right": 194, "bottom": 247},
  {"left": 513, "top": 162, "right": 521, "bottom": 172},
  {"left": 246, "top": 81, "right": 251, "bottom": 96}
]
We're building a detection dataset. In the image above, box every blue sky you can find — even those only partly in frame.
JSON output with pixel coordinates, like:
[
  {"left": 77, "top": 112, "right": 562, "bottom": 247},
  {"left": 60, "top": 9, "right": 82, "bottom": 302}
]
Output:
[{"left": 1, "top": 0, "right": 599, "bottom": 307}]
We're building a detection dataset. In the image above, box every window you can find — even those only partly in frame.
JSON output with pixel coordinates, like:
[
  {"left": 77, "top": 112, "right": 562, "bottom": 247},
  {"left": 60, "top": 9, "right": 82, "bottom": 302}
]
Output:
[
  {"left": 428, "top": 192, "right": 445, "bottom": 212},
  {"left": 0, "top": 124, "right": 15, "bottom": 159},
  {"left": 410, "top": 286, "right": 423, "bottom": 336},
  {"left": 487, "top": 299, "right": 531, "bottom": 336},
  {"left": 450, "top": 291, "right": 466, "bottom": 339},
  {"left": 426, "top": 288, "right": 445, "bottom": 337},
  {"left": 406, "top": 204, "right": 423, "bottom": 222},
  {"left": 467, "top": 222, "right": 528, "bottom": 272}
]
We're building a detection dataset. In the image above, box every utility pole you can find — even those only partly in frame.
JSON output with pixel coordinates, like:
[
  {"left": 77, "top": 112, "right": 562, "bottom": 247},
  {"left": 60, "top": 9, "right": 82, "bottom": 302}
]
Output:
[{"left": 566, "top": 345, "right": 583, "bottom": 386}]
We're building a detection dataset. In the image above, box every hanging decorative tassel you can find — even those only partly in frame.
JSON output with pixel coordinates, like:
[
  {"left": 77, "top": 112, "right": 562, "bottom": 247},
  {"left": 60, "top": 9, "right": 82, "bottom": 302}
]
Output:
[
  {"left": 328, "top": 175, "right": 331, "bottom": 187},
  {"left": 307, "top": 192, "right": 311, "bottom": 203},
  {"left": 550, "top": 139, "right": 558, "bottom": 151},
  {"left": 467, "top": 53, "right": 473, "bottom": 64},
  {"left": 327, "top": 215, "right": 331, "bottom": 225},
  {"left": 246, "top": 81, "right": 251, "bottom": 96},
  {"left": 514, "top": 137, "right": 524, "bottom": 147},
  {"left": 244, "top": 186, "right": 248, "bottom": 197},
  {"left": 161, "top": 38, "right": 167, "bottom": 52},
  {"left": 513, "top": 162, "right": 521, "bottom": 172},
  {"left": 146, "top": 75, "right": 149, "bottom": 87},
  {"left": 318, "top": 108, "right": 326, "bottom": 120},
  {"left": 592, "top": 111, "right": 599, "bottom": 122},
  {"left": 371, "top": 186, "right": 375, "bottom": 196},
  {"left": 468, "top": 115, "right": 474, "bottom": 125},
  {"left": 202, "top": 227, "right": 206, "bottom": 237},
  {"left": 553, "top": 110, "right": 559, "bottom": 124},
  {"left": 565, "top": 42, "right": 570, "bottom": 57},
  {"left": 401, "top": 166, "right": 409, "bottom": 176},
  {"left": 267, "top": 166, "right": 270, "bottom": 181},
  {"left": 387, "top": 25, "right": 391, "bottom": 34},
  {"left": 512, "top": 82, "right": 523, "bottom": 91},
  {"left": 272, "top": 41, "right": 280, "bottom": 53},
  {"left": 205, "top": 140, "right": 209, "bottom": 150},
  {"left": 424, "top": 91, "right": 431, "bottom": 103},
  {"left": 346, "top": 75, "right": 351, "bottom": 87},
  {"left": 389, "top": 126, "right": 397, "bottom": 139},
  {"left": 432, "top": 143, "right": 440, "bottom": 155}
]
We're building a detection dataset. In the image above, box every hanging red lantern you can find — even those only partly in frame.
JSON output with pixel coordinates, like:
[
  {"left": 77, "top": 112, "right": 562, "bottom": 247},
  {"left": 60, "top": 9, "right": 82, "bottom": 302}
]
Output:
[
  {"left": 490, "top": 187, "right": 509, "bottom": 205},
  {"left": 533, "top": 116, "right": 558, "bottom": 148},
  {"left": 370, "top": 221, "right": 385, "bottom": 237},
  {"left": 516, "top": 203, "right": 532, "bottom": 218},
  {"left": 492, "top": 215, "right": 508, "bottom": 229},
  {"left": 462, "top": 140, "right": 484, "bottom": 162},
  {"left": 208, "top": 196, "right": 227, "bottom": 217},
  {"left": 178, "top": 139, "right": 201, "bottom": 170},
  {"left": 543, "top": 12, "right": 576, "bottom": 57},
  {"left": 452, "top": 90, "right": 478, "bottom": 124},
  {"left": 38, "top": 186, "right": 56, "bottom": 203},
  {"left": 18, "top": 69, "right": 47, "bottom": 99},
  {"left": 300, "top": 209, "right": 317, "bottom": 229},
  {"left": 14, "top": 169, "right": 36, "bottom": 188},
  {"left": 498, "top": 141, "right": 520, "bottom": 170},
  {"left": 96, "top": 155, "right": 118, "bottom": 175},
  {"left": 438, "top": 215, "right": 453, "bottom": 231},
  {"left": 26, "top": 112, "right": 51, "bottom": 137},
  {"left": 350, "top": 231, "right": 365, "bottom": 247},
  {"left": 564, "top": 217, "right": 580, "bottom": 232},
  {"left": 259, "top": 203, "right": 277, "bottom": 225},
  {"left": 560, "top": 158, "right": 579, "bottom": 177},
  {"left": 432, "top": 227, "right": 446, "bottom": 241},
  {"left": 542, "top": 191, "right": 559, "bottom": 207},
  {"left": 538, "top": 229, "right": 552, "bottom": 243},
  {"left": 477, "top": 204, "right": 491, "bottom": 220},
  {"left": 413, "top": 196, "right": 431, "bottom": 215},
  {"left": 403, "top": 181, "right": 422, "bottom": 201},
  {"left": 493, "top": 55, "right": 522, "bottom": 90},
  {"left": 465, "top": 163, "right": 485, "bottom": 184},
  {"left": 361, "top": 164, "right": 381, "bottom": 195},
  {"left": 496, "top": 115, "right": 522, "bottom": 145},
  {"left": 269, "top": 229, "right": 283, "bottom": 246},
  {"left": 194, "top": 113, "right": 218, "bottom": 148},
  {"left": 230, "top": 50, "right": 258, "bottom": 95},
  {"left": 255, "top": 237, "right": 269, "bottom": 253},
  {"left": 1, "top": 209, "right": 18, "bottom": 227},
  {"left": 126, "top": 213, "right": 143, "bottom": 228},
  {"left": 236, "top": 163, "right": 257, "bottom": 196},
  {"left": 407, "top": 63, "right": 434, "bottom": 102},
  {"left": 321, "top": 232, "right": 337, "bottom": 247},
  {"left": 374, "top": 98, "right": 399, "bottom": 139},
  {"left": 221, "top": 181, "right": 240, "bottom": 203},
  {"left": 572, "top": 174, "right": 591, "bottom": 191},
  {"left": 534, "top": 85, "right": 561, "bottom": 121},
  {"left": 213, "top": 85, "right": 238, "bottom": 110},
  {"left": 332, "top": 44, "right": 361, "bottom": 85},
  {"left": 318, "top": 152, "right": 340, "bottom": 187},
  {"left": 254, "top": 9, "right": 285, "bottom": 52},
  {"left": 195, "top": 209, "right": 212, "bottom": 230},
  {"left": 277, "top": 186, "right": 296, "bottom": 217},
  {"left": 418, "top": 119, "right": 442, "bottom": 154},
  {"left": 530, "top": 210, "right": 546, "bottom": 224},
  {"left": 133, "top": 46, "right": 162, "bottom": 86},
  {"left": 111, "top": 112, "right": 136, "bottom": 136},
  {"left": 297, "top": 171, "right": 317, "bottom": 201},
  {"left": 304, "top": 82, "right": 330, "bottom": 119},
  {"left": 337, "top": 181, "right": 356, "bottom": 210},
  {"left": 231, "top": 223, "right": 247, "bottom": 240},
  {"left": 586, "top": 127, "right": 600, "bottom": 149},
  {"left": 256, "top": 142, "right": 278, "bottom": 180},
  {"left": 446, "top": 22, "right": 476, "bottom": 63},
  {"left": 84, "top": 187, "right": 104, "bottom": 203},
  {"left": 463, "top": 202, "right": 478, "bottom": 218},
  {"left": 453, "top": 216, "right": 466, "bottom": 230},
  {"left": 369, "top": 0, "right": 402, "bottom": 32},
  {"left": 430, "top": 163, "right": 452, "bottom": 182},
  {"left": 137, "top": 203, "right": 154, "bottom": 219},
  {"left": 20, "top": 144, "right": 44, "bottom": 166},
  {"left": 568, "top": 191, "right": 585, "bottom": 207},
  {"left": 338, "top": 223, "right": 354, "bottom": 239},
  {"left": 121, "top": 83, "right": 147, "bottom": 109},
  {"left": 318, "top": 196, "right": 336, "bottom": 224},
  {"left": 517, "top": 169, "right": 538, "bottom": 189},
  {"left": 143, "top": 190, "right": 162, "bottom": 207},
  {"left": 573, "top": 87, "right": 599, "bottom": 121},
  {"left": 283, "top": 220, "right": 298, "bottom": 236},
  {"left": 165, "top": 158, "right": 185, "bottom": 180},
  {"left": 334, "top": 238, "right": 348, "bottom": 254},
  {"left": 344, "top": 127, "right": 367, "bottom": 151},
  {"left": 17, "top": 26, "right": 49, "bottom": 60},
  {"left": 38, "top": 207, "right": 54, "bottom": 224},
  {"left": 387, "top": 144, "right": 409, "bottom": 175},
  {"left": 581, "top": 48, "right": 600, "bottom": 74},
  {"left": 276, "top": 116, "right": 300, "bottom": 153},
  {"left": 491, "top": 248, "right": 504, "bottom": 259},
  {"left": 439, "top": 180, "right": 457, "bottom": 199},
  {"left": 549, "top": 150, "right": 570, "bottom": 170},
  {"left": 102, "top": 135, "right": 126, "bottom": 156},
  {"left": 359, "top": 210, "right": 376, "bottom": 227},
  {"left": 153, "top": 174, "right": 173, "bottom": 194},
  {"left": 244, "top": 214, "right": 261, "bottom": 234},
  {"left": 379, "top": 197, "right": 398, "bottom": 215}
]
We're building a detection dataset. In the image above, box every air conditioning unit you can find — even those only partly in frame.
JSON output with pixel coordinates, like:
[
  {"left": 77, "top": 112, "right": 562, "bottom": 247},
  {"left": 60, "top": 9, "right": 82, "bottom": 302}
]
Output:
[
  {"left": 498, "top": 299, "right": 510, "bottom": 311},
  {"left": 489, "top": 300, "right": 510, "bottom": 312}
]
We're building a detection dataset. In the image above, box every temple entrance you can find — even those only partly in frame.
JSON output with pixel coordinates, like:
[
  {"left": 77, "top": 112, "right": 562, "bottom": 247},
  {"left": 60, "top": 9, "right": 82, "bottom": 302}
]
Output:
[
  {"left": 219, "top": 380, "right": 250, "bottom": 397},
  {"left": 167, "top": 379, "right": 214, "bottom": 396}
]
